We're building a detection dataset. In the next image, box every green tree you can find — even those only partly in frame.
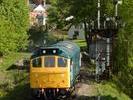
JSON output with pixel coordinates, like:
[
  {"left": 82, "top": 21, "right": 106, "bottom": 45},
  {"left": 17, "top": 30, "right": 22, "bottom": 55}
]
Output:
[
  {"left": 48, "top": 0, "right": 98, "bottom": 49},
  {"left": 0, "top": 0, "right": 29, "bottom": 56},
  {"left": 48, "top": 0, "right": 115, "bottom": 50},
  {"left": 113, "top": 0, "right": 133, "bottom": 98}
]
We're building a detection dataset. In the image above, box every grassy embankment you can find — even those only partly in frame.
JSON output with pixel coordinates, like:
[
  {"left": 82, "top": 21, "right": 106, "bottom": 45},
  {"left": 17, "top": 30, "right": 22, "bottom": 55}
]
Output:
[
  {"left": 97, "top": 82, "right": 131, "bottom": 100},
  {"left": 0, "top": 52, "right": 31, "bottom": 100}
]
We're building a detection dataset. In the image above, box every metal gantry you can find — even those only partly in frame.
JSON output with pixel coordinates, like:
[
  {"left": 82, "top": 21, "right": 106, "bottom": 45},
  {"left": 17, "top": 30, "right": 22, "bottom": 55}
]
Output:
[{"left": 89, "top": 0, "right": 122, "bottom": 81}]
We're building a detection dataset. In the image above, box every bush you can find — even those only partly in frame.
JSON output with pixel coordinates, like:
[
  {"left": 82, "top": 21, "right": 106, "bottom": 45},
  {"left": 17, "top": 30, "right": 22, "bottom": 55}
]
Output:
[
  {"left": 112, "top": 0, "right": 133, "bottom": 98},
  {"left": 0, "top": 0, "right": 29, "bottom": 56}
]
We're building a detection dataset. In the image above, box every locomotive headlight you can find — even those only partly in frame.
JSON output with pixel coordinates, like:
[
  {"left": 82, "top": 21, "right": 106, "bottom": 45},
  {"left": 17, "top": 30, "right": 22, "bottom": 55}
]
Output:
[
  {"left": 53, "top": 50, "right": 56, "bottom": 54},
  {"left": 43, "top": 50, "right": 46, "bottom": 54}
]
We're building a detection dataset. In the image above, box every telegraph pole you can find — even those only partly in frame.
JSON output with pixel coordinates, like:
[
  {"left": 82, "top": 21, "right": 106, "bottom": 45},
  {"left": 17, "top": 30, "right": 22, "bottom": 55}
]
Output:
[
  {"left": 96, "top": 0, "right": 101, "bottom": 81},
  {"left": 97, "top": 0, "right": 101, "bottom": 29}
]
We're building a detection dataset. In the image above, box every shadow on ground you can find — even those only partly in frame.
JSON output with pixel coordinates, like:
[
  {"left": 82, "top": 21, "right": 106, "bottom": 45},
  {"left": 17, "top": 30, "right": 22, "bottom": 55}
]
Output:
[
  {"left": 6, "top": 64, "right": 19, "bottom": 70},
  {"left": 0, "top": 84, "right": 31, "bottom": 100},
  {"left": 74, "top": 95, "right": 118, "bottom": 100},
  {"left": 6, "top": 62, "right": 30, "bottom": 71}
]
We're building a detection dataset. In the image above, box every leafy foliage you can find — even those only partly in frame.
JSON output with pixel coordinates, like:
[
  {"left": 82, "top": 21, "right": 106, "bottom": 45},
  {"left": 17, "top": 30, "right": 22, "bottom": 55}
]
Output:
[
  {"left": 48, "top": 0, "right": 97, "bottom": 28},
  {"left": 48, "top": 0, "right": 115, "bottom": 29},
  {"left": 28, "top": 26, "right": 57, "bottom": 48},
  {"left": 112, "top": 0, "right": 133, "bottom": 98},
  {"left": 0, "top": 0, "right": 29, "bottom": 56}
]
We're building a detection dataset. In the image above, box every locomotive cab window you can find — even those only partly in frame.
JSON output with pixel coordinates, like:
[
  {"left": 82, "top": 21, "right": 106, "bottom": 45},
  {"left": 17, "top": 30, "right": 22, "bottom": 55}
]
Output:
[
  {"left": 44, "top": 56, "right": 55, "bottom": 67},
  {"left": 32, "top": 57, "right": 41, "bottom": 67},
  {"left": 58, "top": 57, "right": 67, "bottom": 67}
]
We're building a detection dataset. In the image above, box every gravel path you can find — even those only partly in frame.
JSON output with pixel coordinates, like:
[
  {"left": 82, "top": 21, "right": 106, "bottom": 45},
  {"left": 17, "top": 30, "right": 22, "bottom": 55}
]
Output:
[
  {"left": 70, "top": 61, "right": 100, "bottom": 100},
  {"left": 76, "top": 83, "right": 97, "bottom": 97}
]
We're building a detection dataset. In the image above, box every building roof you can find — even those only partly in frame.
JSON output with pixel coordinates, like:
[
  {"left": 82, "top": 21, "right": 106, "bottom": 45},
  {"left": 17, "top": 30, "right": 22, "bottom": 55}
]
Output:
[{"left": 34, "top": 5, "right": 45, "bottom": 11}]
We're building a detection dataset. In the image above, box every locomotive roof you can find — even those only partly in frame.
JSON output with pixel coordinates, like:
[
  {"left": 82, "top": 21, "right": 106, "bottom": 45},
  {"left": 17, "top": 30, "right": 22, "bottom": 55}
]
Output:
[
  {"left": 31, "top": 41, "right": 80, "bottom": 59},
  {"left": 52, "top": 41, "right": 80, "bottom": 58}
]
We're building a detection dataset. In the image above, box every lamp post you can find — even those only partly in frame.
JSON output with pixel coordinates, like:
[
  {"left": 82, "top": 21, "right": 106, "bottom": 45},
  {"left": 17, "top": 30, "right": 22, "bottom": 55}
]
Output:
[
  {"left": 95, "top": 0, "right": 101, "bottom": 82},
  {"left": 113, "top": 0, "right": 122, "bottom": 27},
  {"left": 97, "top": 0, "right": 101, "bottom": 29}
]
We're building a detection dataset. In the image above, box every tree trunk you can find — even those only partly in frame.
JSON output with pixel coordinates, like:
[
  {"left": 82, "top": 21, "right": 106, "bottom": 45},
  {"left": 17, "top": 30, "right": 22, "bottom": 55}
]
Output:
[{"left": 83, "top": 20, "right": 89, "bottom": 51}]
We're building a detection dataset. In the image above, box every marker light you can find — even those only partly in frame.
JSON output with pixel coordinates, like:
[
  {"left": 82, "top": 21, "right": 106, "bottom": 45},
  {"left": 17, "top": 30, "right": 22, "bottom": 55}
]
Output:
[
  {"left": 53, "top": 50, "right": 56, "bottom": 54},
  {"left": 43, "top": 50, "right": 46, "bottom": 54}
]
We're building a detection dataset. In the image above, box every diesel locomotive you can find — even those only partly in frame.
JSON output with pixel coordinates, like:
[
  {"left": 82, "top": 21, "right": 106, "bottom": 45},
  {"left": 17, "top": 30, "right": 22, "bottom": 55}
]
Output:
[{"left": 30, "top": 41, "right": 81, "bottom": 98}]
